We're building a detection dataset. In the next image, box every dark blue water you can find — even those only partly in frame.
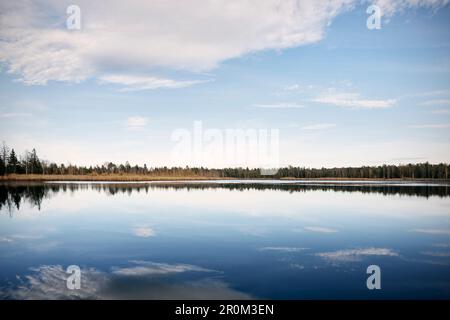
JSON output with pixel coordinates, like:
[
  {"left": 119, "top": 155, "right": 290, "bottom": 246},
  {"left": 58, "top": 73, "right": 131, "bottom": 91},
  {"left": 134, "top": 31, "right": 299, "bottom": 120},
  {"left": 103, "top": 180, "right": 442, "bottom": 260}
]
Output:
[{"left": 0, "top": 181, "right": 449, "bottom": 299}]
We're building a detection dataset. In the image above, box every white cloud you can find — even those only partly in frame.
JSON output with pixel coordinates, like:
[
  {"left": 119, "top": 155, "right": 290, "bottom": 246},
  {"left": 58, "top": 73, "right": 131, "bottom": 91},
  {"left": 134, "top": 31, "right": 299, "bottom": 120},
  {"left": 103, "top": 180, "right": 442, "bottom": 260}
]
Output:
[
  {"left": 283, "top": 84, "right": 319, "bottom": 92},
  {"left": 283, "top": 83, "right": 397, "bottom": 110},
  {"left": 313, "top": 92, "right": 396, "bottom": 109},
  {"left": 301, "top": 123, "right": 336, "bottom": 130},
  {"left": 409, "top": 124, "right": 450, "bottom": 129},
  {"left": 419, "top": 99, "right": 450, "bottom": 107},
  {"left": 100, "top": 74, "right": 207, "bottom": 91},
  {"left": 1, "top": 1, "right": 447, "bottom": 88},
  {"left": 126, "top": 116, "right": 149, "bottom": 129},
  {"left": 131, "top": 226, "right": 155, "bottom": 238},
  {"left": 412, "top": 228, "right": 450, "bottom": 235},
  {"left": 316, "top": 247, "right": 399, "bottom": 262},
  {"left": 373, "top": 0, "right": 449, "bottom": 17},
  {"left": 284, "top": 84, "right": 302, "bottom": 91},
  {"left": 252, "top": 103, "right": 305, "bottom": 109},
  {"left": 0, "top": 0, "right": 359, "bottom": 87},
  {"left": 259, "top": 246, "right": 308, "bottom": 253},
  {"left": 303, "top": 226, "right": 339, "bottom": 233}
]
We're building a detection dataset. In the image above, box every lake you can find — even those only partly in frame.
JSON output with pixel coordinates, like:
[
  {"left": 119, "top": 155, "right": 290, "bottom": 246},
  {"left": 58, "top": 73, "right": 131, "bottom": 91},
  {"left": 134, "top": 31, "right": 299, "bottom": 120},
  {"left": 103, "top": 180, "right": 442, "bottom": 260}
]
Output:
[{"left": 0, "top": 181, "right": 449, "bottom": 299}]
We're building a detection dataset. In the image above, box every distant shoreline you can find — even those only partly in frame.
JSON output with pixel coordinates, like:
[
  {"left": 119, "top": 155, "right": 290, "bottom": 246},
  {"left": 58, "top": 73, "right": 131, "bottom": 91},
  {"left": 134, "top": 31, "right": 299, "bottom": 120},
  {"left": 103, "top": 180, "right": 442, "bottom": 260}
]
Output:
[{"left": 1, "top": 174, "right": 449, "bottom": 183}]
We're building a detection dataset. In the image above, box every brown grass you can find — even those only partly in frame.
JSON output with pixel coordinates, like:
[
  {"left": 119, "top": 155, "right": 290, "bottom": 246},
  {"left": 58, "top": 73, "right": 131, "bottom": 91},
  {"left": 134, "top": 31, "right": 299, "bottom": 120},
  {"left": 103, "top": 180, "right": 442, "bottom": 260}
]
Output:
[
  {"left": 0, "top": 174, "right": 447, "bottom": 182},
  {"left": 0, "top": 174, "right": 225, "bottom": 181}
]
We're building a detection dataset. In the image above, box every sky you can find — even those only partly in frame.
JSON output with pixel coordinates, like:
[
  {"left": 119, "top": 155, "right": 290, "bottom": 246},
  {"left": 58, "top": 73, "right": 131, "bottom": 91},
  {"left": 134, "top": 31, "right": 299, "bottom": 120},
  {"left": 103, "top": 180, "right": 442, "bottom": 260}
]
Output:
[{"left": 0, "top": 0, "right": 450, "bottom": 168}]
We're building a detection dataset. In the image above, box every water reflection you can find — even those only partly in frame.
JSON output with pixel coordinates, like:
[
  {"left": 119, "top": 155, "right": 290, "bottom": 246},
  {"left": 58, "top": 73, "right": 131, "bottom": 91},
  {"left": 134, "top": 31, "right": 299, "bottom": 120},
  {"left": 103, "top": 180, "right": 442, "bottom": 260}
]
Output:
[
  {"left": 0, "top": 181, "right": 449, "bottom": 299},
  {"left": 1, "top": 262, "right": 251, "bottom": 300},
  {"left": 1, "top": 181, "right": 449, "bottom": 214}
]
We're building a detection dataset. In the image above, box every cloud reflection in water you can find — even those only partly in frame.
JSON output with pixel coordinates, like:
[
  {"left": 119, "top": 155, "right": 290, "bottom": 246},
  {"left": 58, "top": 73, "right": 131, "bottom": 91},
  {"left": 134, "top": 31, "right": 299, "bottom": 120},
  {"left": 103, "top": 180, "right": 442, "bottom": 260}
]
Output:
[{"left": 1, "top": 261, "right": 252, "bottom": 300}]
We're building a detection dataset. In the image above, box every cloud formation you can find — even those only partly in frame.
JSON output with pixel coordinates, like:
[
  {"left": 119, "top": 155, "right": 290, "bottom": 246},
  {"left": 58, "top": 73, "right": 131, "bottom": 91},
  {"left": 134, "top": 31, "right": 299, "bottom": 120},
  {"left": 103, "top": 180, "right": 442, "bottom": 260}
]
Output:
[
  {"left": 313, "top": 92, "right": 396, "bottom": 109},
  {"left": 0, "top": 0, "right": 354, "bottom": 87},
  {"left": 100, "top": 75, "right": 207, "bottom": 91},
  {"left": 303, "top": 226, "right": 339, "bottom": 233},
  {"left": 282, "top": 82, "right": 397, "bottom": 110},
  {"left": 1, "top": 1, "right": 447, "bottom": 88},
  {"left": 373, "top": 0, "right": 449, "bottom": 17},
  {"left": 259, "top": 246, "right": 308, "bottom": 253}
]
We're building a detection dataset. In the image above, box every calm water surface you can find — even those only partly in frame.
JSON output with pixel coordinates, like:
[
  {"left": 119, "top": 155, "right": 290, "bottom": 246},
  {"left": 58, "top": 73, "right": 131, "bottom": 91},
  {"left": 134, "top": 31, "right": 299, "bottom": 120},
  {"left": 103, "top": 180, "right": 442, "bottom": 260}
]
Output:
[{"left": 0, "top": 181, "right": 449, "bottom": 299}]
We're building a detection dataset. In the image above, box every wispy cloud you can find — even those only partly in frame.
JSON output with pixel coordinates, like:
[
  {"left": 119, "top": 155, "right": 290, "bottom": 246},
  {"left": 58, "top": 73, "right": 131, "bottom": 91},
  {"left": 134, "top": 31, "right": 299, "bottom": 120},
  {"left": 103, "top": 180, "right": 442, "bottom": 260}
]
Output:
[
  {"left": 409, "top": 124, "right": 450, "bottom": 129},
  {"left": 400, "top": 89, "right": 450, "bottom": 99},
  {"left": 100, "top": 75, "right": 207, "bottom": 91},
  {"left": 303, "top": 226, "right": 338, "bottom": 233},
  {"left": 301, "top": 123, "right": 336, "bottom": 130},
  {"left": 313, "top": 92, "right": 396, "bottom": 109},
  {"left": 281, "top": 81, "right": 397, "bottom": 110},
  {"left": 259, "top": 247, "right": 308, "bottom": 253},
  {"left": 419, "top": 99, "right": 450, "bottom": 107},
  {"left": 412, "top": 228, "right": 450, "bottom": 236},
  {"left": 283, "top": 84, "right": 318, "bottom": 92},
  {"left": 316, "top": 247, "right": 399, "bottom": 262},
  {"left": 252, "top": 103, "right": 305, "bottom": 109},
  {"left": 126, "top": 116, "right": 149, "bottom": 129}
]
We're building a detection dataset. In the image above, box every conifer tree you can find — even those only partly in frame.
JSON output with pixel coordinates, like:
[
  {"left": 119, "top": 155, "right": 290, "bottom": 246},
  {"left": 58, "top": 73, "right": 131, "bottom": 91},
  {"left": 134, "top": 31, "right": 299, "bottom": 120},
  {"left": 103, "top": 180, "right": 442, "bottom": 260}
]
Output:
[{"left": 7, "top": 149, "right": 18, "bottom": 174}]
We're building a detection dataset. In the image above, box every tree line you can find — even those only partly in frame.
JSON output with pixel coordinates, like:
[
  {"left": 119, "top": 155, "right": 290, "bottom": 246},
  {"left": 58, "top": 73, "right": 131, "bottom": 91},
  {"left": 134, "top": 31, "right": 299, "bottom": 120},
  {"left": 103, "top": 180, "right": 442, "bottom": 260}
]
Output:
[
  {"left": 1, "top": 142, "right": 449, "bottom": 179},
  {"left": 1, "top": 143, "right": 43, "bottom": 175}
]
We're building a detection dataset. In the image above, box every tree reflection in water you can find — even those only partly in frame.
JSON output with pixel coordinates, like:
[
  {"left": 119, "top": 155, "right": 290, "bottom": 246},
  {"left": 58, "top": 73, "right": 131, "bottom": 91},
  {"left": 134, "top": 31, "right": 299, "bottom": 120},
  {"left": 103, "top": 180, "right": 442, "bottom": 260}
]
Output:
[{"left": 1, "top": 181, "right": 449, "bottom": 216}]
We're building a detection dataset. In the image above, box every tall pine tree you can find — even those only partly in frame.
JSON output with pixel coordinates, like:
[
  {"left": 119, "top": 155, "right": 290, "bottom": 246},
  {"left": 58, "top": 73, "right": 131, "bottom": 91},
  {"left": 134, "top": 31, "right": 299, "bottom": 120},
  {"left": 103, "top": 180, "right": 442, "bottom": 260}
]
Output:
[
  {"left": 7, "top": 149, "right": 18, "bottom": 174},
  {"left": 0, "top": 153, "right": 4, "bottom": 175},
  {"left": 29, "top": 148, "right": 43, "bottom": 174}
]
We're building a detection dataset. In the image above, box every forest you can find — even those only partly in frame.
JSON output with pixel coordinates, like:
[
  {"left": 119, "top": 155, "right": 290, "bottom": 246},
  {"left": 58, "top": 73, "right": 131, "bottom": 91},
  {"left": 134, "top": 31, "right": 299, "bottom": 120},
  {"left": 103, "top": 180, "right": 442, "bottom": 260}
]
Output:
[{"left": 1, "top": 142, "right": 449, "bottom": 180}]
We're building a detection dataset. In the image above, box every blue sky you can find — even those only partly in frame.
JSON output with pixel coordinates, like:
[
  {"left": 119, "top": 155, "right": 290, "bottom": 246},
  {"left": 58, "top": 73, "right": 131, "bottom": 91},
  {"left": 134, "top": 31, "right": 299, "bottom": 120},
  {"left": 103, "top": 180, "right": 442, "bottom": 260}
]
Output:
[{"left": 0, "top": 0, "right": 450, "bottom": 168}]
